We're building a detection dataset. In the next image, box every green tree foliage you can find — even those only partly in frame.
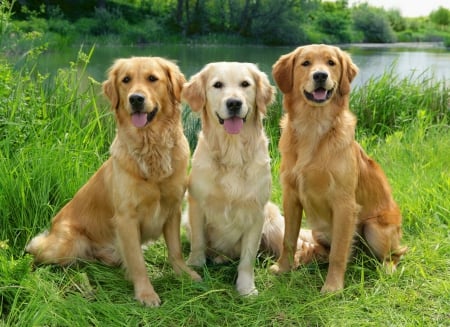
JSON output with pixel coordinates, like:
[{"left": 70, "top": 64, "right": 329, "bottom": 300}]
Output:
[
  {"left": 352, "top": 3, "right": 396, "bottom": 43},
  {"left": 311, "top": 0, "right": 353, "bottom": 43},
  {"left": 430, "top": 7, "right": 450, "bottom": 26},
  {"left": 386, "top": 9, "right": 406, "bottom": 32}
]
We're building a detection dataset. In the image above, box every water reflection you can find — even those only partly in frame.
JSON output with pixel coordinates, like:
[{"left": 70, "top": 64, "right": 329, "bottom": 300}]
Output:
[{"left": 35, "top": 44, "right": 449, "bottom": 87}]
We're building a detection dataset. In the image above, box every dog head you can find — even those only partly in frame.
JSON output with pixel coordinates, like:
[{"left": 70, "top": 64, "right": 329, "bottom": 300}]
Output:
[
  {"left": 182, "top": 62, "right": 275, "bottom": 135},
  {"left": 102, "top": 57, "right": 185, "bottom": 128},
  {"left": 272, "top": 44, "right": 358, "bottom": 106}
]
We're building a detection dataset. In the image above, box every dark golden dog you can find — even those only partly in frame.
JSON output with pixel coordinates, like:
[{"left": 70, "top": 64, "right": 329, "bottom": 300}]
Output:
[
  {"left": 270, "top": 44, "right": 407, "bottom": 292},
  {"left": 26, "top": 57, "right": 201, "bottom": 306}
]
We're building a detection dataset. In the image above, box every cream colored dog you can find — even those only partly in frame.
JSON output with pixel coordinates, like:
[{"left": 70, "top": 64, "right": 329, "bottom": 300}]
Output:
[{"left": 182, "top": 62, "right": 285, "bottom": 296}]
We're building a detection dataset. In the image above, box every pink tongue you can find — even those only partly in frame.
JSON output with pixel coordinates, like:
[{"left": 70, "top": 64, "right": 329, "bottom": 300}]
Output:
[
  {"left": 223, "top": 117, "right": 244, "bottom": 134},
  {"left": 313, "top": 89, "right": 327, "bottom": 100},
  {"left": 131, "top": 113, "right": 147, "bottom": 128}
]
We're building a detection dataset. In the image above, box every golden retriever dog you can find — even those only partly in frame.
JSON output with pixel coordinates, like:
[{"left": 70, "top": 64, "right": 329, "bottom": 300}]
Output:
[
  {"left": 181, "top": 62, "right": 285, "bottom": 296},
  {"left": 270, "top": 44, "right": 407, "bottom": 293},
  {"left": 26, "top": 56, "right": 201, "bottom": 306}
]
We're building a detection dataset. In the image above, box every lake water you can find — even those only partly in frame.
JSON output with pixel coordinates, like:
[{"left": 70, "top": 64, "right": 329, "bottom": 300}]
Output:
[{"left": 36, "top": 43, "right": 450, "bottom": 88}]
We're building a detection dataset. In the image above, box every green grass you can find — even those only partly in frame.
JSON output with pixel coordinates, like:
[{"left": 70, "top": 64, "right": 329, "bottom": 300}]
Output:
[{"left": 1, "top": 48, "right": 449, "bottom": 326}]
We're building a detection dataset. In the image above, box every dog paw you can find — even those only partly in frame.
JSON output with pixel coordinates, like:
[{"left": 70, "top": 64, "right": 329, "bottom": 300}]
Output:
[
  {"left": 269, "top": 262, "right": 291, "bottom": 275},
  {"left": 320, "top": 282, "right": 344, "bottom": 294},
  {"left": 186, "top": 254, "right": 206, "bottom": 267},
  {"left": 237, "top": 286, "right": 258, "bottom": 297},
  {"left": 188, "top": 269, "right": 203, "bottom": 282},
  {"left": 383, "top": 260, "right": 398, "bottom": 275},
  {"left": 212, "top": 255, "right": 229, "bottom": 264},
  {"left": 135, "top": 289, "right": 161, "bottom": 307},
  {"left": 269, "top": 263, "right": 281, "bottom": 274}
]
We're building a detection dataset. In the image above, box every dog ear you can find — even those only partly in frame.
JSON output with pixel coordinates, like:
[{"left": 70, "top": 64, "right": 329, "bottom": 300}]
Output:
[
  {"left": 102, "top": 59, "right": 122, "bottom": 110},
  {"left": 181, "top": 70, "right": 206, "bottom": 112},
  {"left": 272, "top": 49, "right": 298, "bottom": 94},
  {"left": 159, "top": 58, "right": 186, "bottom": 104},
  {"left": 249, "top": 64, "right": 275, "bottom": 116},
  {"left": 338, "top": 48, "right": 359, "bottom": 96}
]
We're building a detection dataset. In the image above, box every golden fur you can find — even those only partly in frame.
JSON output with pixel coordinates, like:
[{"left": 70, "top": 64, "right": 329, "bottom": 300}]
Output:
[
  {"left": 270, "top": 45, "right": 407, "bottom": 292},
  {"left": 26, "top": 57, "right": 201, "bottom": 306},
  {"left": 181, "top": 62, "right": 284, "bottom": 295}
]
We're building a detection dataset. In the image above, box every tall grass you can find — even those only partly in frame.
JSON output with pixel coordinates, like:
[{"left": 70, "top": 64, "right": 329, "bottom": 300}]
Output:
[
  {"left": 1, "top": 47, "right": 449, "bottom": 325},
  {"left": 352, "top": 65, "right": 449, "bottom": 138}
]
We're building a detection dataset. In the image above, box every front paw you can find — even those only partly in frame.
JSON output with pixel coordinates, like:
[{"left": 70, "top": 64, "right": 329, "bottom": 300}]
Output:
[
  {"left": 236, "top": 271, "right": 258, "bottom": 297},
  {"left": 237, "top": 285, "right": 259, "bottom": 297},
  {"left": 320, "top": 283, "right": 344, "bottom": 294},
  {"left": 187, "top": 268, "right": 203, "bottom": 282},
  {"left": 135, "top": 288, "right": 161, "bottom": 307},
  {"left": 187, "top": 253, "right": 206, "bottom": 267},
  {"left": 269, "top": 261, "right": 291, "bottom": 275}
]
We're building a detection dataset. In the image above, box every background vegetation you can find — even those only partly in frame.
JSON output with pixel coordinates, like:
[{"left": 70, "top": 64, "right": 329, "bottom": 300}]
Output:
[
  {"left": 4, "top": 0, "right": 450, "bottom": 48},
  {"left": 1, "top": 1, "right": 449, "bottom": 326}
]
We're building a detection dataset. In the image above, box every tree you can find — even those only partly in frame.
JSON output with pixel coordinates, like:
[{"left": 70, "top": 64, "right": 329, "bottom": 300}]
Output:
[
  {"left": 249, "top": 0, "right": 320, "bottom": 45},
  {"left": 386, "top": 9, "right": 406, "bottom": 32},
  {"left": 430, "top": 6, "right": 450, "bottom": 26},
  {"left": 352, "top": 4, "right": 396, "bottom": 43},
  {"left": 312, "top": 0, "right": 353, "bottom": 43}
]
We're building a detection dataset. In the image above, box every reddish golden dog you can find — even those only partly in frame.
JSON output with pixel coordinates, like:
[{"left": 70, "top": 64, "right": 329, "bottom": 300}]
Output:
[
  {"left": 270, "top": 44, "right": 407, "bottom": 292},
  {"left": 26, "top": 57, "right": 201, "bottom": 306}
]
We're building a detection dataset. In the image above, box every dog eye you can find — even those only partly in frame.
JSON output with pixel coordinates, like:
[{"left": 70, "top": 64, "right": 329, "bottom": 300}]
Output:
[
  {"left": 122, "top": 76, "right": 131, "bottom": 83},
  {"left": 328, "top": 60, "right": 336, "bottom": 66},
  {"left": 213, "top": 81, "right": 223, "bottom": 88},
  {"left": 241, "top": 81, "right": 250, "bottom": 87},
  {"left": 301, "top": 61, "right": 310, "bottom": 67},
  {"left": 148, "top": 75, "right": 158, "bottom": 82}
]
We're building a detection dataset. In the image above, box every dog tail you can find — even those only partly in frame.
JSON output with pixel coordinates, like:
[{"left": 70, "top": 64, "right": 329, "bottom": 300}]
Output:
[
  {"left": 260, "top": 202, "right": 285, "bottom": 257},
  {"left": 26, "top": 228, "right": 86, "bottom": 266},
  {"left": 26, "top": 224, "right": 121, "bottom": 267},
  {"left": 261, "top": 202, "right": 326, "bottom": 264}
]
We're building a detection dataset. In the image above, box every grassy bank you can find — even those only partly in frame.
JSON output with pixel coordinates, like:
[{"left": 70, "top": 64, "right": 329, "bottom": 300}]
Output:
[{"left": 0, "top": 49, "right": 449, "bottom": 325}]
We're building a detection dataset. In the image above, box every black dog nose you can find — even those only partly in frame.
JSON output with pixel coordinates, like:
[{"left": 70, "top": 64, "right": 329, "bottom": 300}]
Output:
[
  {"left": 226, "top": 98, "right": 242, "bottom": 114},
  {"left": 313, "top": 71, "right": 328, "bottom": 83},
  {"left": 129, "top": 94, "right": 145, "bottom": 107}
]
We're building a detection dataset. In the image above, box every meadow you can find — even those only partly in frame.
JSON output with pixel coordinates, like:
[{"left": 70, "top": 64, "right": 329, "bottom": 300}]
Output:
[{"left": 0, "top": 49, "right": 449, "bottom": 326}]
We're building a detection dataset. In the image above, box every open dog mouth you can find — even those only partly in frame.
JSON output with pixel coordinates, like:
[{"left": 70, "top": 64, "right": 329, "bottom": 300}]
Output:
[
  {"left": 304, "top": 87, "right": 334, "bottom": 103},
  {"left": 131, "top": 107, "right": 158, "bottom": 128},
  {"left": 216, "top": 113, "right": 247, "bottom": 134}
]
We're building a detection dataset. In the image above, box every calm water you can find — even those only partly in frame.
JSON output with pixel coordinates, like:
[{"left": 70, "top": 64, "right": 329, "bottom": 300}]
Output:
[{"left": 36, "top": 43, "right": 450, "bottom": 88}]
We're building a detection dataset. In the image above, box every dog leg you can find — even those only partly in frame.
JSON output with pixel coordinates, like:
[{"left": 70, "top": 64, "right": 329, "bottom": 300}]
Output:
[
  {"left": 270, "top": 186, "right": 303, "bottom": 274},
  {"left": 163, "top": 207, "right": 202, "bottom": 281},
  {"left": 321, "top": 203, "right": 357, "bottom": 293},
  {"left": 186, "top": 197, "right": 207, "bottom": 267},
  {"left": 115, "top": 215, "right": 161, "bottom": 307},
  {"left": 236, "top": 216, "right": 263, "bottom": 296}
]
